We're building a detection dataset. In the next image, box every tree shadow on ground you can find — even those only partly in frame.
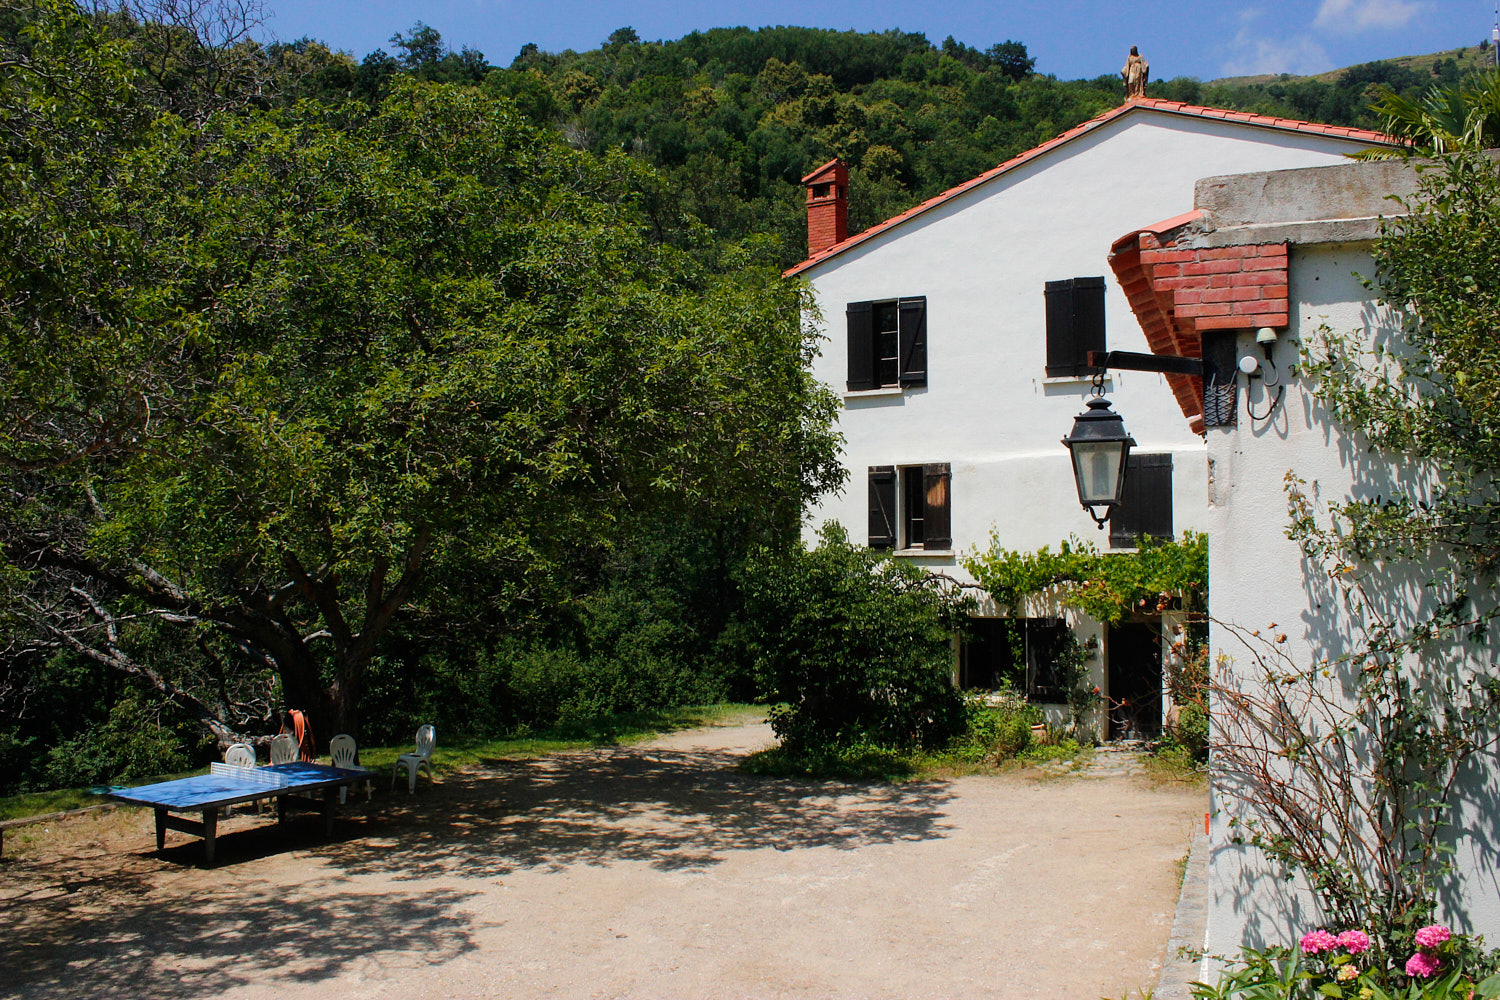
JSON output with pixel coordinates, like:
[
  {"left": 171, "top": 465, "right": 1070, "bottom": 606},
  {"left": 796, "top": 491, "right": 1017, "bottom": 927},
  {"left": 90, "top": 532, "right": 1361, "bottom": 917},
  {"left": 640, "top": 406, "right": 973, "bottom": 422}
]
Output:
[
  {"left": 324, "top": 743, "right": 958, "bottom": 881},
  {"left": 1, "top": 738, "right": 956, "bottom": 999},
  {"left": 0, "top": 847, "right": 476, "bottom": 1000}
]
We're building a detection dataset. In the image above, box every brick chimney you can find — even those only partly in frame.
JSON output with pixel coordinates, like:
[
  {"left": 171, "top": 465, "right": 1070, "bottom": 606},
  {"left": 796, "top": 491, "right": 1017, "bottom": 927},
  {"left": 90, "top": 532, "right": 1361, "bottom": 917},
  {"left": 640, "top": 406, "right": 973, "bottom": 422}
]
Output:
[{"left": 801, "top": 158, "right": 848, "bottom": 257}]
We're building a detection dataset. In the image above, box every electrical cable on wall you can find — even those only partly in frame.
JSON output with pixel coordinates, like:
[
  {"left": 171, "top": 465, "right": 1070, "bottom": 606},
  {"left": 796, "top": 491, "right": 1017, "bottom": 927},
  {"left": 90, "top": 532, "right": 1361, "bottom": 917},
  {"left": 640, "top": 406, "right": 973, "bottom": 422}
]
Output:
[{"left": 1242, "top": 327, "right": 1287, "bottom": 422}]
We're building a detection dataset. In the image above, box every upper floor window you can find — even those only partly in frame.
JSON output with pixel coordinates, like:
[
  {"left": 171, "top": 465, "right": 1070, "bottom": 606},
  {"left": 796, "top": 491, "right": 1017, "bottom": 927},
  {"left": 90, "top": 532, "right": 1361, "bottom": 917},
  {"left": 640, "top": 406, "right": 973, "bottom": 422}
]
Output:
[
  {"left": 847, "top": 296, "right": 927, "bottom": 390},
  {"left": 1044, "top": 277, "right": 1105, "bottom": 377},
  {"left": 868, "top": 462, "right": 951, "bottom": 551},
  {"left": 1110, "top": 453, "right": 1173, "bottom": 549}
]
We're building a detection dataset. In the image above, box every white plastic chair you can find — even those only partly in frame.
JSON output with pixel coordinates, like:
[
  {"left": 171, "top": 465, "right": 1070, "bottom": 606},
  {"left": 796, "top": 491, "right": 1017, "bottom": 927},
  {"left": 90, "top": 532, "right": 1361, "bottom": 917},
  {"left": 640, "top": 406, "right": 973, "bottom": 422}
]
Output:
[
  {"left": 269, "top": 733, "right": 298, "bottom": 765},
  {"left": 222, "top": 743, "right": 256, "bottom": 768},
  {"left": 329, "top": 733, "right": 370, "bottom": 803},
  {"left": 392, "top": 724, "right": 435, "bottom": 794}
]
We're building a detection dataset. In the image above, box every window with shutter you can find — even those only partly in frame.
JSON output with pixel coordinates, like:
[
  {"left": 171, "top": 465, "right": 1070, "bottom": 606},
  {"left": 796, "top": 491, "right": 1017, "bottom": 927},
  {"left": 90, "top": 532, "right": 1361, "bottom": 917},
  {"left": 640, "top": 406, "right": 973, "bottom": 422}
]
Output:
[
  {"left": 1109, "top": 453, "right": 1173, "bottom": 548},
  {"left": 1044, "top": 277, "right": 1106, "bottom": 377},
  {"left": 846, "top": 296, "right": 927, "bottom": 390},
  {"left": 870, "top": 462, "right": 952, "bottom": 551}
]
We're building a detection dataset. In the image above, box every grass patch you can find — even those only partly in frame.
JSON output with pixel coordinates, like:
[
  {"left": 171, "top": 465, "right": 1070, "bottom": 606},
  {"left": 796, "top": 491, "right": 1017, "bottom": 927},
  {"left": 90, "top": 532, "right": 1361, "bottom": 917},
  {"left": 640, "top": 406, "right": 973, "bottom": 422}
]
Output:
[
  {"left": 0, "top": 703, "right": 764, "bottom": 824},
  {"left": 1016, "top": 738, "right": 1091, "bottom": 764},
  {"left": 1143, "top": 743, "right": 1208, "bottom": 787},
  {"left": 0, "top": 788, "right": 102, "bottom": 823}
]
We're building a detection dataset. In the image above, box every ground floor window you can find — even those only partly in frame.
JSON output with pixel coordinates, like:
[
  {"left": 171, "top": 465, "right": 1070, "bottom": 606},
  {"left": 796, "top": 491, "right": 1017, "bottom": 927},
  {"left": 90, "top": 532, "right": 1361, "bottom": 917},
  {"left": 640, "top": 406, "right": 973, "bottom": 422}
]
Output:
[{"left": 958, "top": 616, "right": 1070, "bottom": 699}]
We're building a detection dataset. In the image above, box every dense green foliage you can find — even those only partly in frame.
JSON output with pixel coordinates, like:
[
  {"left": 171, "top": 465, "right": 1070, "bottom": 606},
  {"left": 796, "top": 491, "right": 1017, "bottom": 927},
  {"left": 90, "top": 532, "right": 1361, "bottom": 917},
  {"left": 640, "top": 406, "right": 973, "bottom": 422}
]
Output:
[
  {"left": 1365, "top": 71, "right": 1500, "bottom": 155},
  {"left": 0, "top": 0, "right": 840, "bottom": 781},
  {"left": 741, "top": 691, "right": 1045, "bottom": 781},
  {"left": 737, "top": 525, "right": 971, "bottom": 754}
]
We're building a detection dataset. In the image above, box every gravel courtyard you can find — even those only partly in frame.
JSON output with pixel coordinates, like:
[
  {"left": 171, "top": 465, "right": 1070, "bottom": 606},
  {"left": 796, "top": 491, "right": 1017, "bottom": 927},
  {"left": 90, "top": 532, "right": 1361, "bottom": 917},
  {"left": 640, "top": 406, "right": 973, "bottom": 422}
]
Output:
[{"left": 1, "top": 721, "right": 1204, "bottom": 1000}]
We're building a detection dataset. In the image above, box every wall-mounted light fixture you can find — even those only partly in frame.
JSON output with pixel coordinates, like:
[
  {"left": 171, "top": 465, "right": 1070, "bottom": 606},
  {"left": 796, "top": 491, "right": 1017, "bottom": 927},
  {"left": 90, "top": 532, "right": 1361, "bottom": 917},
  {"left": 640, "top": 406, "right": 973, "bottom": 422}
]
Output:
[
  {"left": 1241, "top": 327, "right": 1286, "bottom": 420},
  {"left": 1061, "top": 392, "right": 1135, "bottom": 530}
]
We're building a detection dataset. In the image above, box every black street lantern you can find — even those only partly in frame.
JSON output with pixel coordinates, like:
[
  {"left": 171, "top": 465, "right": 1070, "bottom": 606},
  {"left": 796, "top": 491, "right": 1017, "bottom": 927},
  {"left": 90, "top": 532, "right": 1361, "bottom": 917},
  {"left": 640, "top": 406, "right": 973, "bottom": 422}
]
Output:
[{"left": 1061, "top": 396, "right": 1135, "bottom": 529}]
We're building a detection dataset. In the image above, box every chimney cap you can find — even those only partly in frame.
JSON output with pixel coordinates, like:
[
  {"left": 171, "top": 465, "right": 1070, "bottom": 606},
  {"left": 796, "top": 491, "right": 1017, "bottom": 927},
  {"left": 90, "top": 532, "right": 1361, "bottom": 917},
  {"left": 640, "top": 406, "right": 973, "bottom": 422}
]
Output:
[{"left": 800, "top": 158, "right": 848, "bottom": 186}]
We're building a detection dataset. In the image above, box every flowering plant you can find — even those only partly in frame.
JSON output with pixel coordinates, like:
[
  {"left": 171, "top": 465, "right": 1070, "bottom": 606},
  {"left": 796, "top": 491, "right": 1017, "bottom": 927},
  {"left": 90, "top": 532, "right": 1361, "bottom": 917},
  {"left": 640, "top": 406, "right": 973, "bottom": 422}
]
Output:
[
  {"left": 1191, "top": 926, "right": 1500, "bottom": 1000},
  {"left": 1405, "top": 924, "right": 1456, "bottom": 980}
]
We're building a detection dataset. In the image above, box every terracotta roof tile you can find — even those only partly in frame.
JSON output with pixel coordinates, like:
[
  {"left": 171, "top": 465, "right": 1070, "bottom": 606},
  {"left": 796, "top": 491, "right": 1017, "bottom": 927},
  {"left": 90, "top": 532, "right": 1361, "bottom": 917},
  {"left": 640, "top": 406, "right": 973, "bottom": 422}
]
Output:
[{"left": 785, "top": 99, "right": 1392, "bottom": 277}]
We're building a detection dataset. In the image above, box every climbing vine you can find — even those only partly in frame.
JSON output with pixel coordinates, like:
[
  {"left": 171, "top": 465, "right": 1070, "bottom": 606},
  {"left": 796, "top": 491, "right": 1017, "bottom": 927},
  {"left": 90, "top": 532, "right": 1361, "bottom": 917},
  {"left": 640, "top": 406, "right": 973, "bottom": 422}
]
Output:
[{"left": 962, "top": 531, "right": 1208, "bottom": 624}]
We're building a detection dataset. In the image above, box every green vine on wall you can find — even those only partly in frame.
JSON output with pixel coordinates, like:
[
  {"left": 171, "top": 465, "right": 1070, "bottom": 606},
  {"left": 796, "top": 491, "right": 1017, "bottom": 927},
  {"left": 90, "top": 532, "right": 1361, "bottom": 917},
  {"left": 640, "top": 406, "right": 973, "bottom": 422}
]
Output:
[{"left": 962, "top": 531, "right": 1209, "bottom": 624}]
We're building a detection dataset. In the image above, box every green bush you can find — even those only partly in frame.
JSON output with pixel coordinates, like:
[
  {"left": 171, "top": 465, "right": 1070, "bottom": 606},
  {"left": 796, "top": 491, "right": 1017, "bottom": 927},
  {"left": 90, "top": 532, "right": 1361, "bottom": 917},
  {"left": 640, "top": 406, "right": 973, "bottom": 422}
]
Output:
[
  {"left": 362, "top": 636, "right": 727, "bottom": 744},
  {"left": 1164, "top": 700, "right": 1209, "bottom": 761},
  {"left": 947, "top": 693, "right": 1041, "bottom": 762},
  {"left": 738, "top": 524, "right": 972, "bottom": 754},
  {"left": 40, "top": 692, "right": 200, "bottom": 787}
]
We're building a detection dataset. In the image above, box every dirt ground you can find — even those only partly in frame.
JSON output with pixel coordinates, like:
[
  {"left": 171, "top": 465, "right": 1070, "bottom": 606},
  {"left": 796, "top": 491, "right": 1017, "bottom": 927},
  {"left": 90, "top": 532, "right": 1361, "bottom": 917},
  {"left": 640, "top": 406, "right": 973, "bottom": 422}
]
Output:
[{"left": 0, "top": 722, "right": 1204, "bottom": 1000}]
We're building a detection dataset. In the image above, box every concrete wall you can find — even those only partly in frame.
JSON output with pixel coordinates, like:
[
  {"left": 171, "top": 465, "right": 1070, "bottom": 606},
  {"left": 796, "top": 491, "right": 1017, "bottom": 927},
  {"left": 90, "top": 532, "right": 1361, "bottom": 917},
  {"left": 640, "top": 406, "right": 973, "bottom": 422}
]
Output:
[{"left": 1203, "top": 241, "right": 1500, "bottom": 952}]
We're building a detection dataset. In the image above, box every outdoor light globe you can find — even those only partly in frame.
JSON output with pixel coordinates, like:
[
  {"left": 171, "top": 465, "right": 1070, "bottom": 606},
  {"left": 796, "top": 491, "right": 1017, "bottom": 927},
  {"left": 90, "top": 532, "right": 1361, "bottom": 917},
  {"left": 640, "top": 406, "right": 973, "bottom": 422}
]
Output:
[{"left": 1061, "top": 396, "right": 1135, "bottom": 528}]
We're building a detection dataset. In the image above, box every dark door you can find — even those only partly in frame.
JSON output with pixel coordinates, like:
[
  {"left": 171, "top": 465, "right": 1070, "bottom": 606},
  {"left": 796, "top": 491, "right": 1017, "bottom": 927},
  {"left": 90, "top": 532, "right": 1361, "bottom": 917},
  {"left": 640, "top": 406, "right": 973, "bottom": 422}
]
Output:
[{"left": 1106, "top": 621, "right": 1162, "bottom": 740}]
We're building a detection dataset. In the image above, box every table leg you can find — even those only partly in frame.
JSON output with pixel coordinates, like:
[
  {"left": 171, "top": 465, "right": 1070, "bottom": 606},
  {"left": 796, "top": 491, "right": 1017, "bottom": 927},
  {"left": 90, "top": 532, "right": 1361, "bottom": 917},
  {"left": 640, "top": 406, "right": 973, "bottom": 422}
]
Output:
[
  {"left": 155, "top": 808, "right": 166, "bottom": 851},
  {"left": 277, "top": 795, "right": 286, "bottom": 824},
  {"left": 203, "top": 807, "right": 218, "bottom": 866},
  {"left": 322, "top": 788, "right": 336, "bottom": 837}
]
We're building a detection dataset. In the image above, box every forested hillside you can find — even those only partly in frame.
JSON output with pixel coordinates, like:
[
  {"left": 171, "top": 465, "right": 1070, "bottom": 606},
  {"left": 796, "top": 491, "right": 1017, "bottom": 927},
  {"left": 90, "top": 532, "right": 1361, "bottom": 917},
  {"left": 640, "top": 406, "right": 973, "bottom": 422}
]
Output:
[{"left": 278, "top": 22, "right": 1490, "bottom": 267}]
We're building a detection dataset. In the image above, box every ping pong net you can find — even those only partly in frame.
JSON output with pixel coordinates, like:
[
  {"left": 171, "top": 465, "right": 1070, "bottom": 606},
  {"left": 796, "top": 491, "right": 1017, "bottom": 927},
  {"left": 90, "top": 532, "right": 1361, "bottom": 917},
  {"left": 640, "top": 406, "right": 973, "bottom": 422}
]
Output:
[{"left": 209, "top": 761, "right": 295, "bottom": 789}]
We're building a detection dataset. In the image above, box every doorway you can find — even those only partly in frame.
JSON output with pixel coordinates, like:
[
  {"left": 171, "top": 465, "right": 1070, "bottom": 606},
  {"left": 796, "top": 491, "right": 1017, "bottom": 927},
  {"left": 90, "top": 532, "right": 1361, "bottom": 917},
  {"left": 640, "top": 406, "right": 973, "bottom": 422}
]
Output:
[{"left": 1105, "top": 621, "right": 1162, "bottom": 740}]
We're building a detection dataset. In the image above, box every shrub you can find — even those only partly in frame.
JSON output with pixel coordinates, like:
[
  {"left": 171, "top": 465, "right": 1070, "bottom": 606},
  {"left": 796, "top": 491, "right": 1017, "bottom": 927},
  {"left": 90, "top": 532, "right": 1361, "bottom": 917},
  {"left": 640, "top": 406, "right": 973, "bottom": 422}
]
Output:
[
  {"left": 39, "top": 692, "right": 200, "bottom": 787},
  {"left": 738, "top": 524, "right": 972, "bottom": 754},
  {"left": 947, "top": 692, "right": 1040, "bottom": 762}
]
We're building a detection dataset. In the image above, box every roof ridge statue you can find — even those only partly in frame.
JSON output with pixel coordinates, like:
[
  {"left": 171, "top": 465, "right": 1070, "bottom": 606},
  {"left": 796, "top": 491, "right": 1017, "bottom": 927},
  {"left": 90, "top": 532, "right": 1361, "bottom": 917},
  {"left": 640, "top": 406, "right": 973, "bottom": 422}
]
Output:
[{"left": 1123, "top": 46, "right": 1149, "bottom": 99}]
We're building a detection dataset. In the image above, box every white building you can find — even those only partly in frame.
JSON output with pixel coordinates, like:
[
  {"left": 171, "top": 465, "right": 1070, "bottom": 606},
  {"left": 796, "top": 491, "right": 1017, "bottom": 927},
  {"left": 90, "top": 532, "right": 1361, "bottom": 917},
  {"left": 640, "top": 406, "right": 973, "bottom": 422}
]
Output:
[
  {"left": 1109, "top": 155, "right": 1500, "bottom": 953},
  {"left": 788, "top": 98, "right": 1387, "bottom": 736}
]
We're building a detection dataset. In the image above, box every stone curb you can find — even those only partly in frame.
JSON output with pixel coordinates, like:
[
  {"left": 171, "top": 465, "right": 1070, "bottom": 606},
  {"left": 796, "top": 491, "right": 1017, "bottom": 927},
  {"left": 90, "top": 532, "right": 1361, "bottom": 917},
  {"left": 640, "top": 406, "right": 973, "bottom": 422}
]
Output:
[{"left": 1153, "top": 831, "right": 1209, "bottom": 999}]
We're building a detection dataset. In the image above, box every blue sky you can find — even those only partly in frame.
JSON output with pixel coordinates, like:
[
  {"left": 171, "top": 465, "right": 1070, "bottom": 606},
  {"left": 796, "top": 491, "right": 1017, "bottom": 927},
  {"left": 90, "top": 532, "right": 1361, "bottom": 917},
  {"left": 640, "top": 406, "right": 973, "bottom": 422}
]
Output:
[{"left": 260, "top": 0, "right": 1498, "bottom": 81}]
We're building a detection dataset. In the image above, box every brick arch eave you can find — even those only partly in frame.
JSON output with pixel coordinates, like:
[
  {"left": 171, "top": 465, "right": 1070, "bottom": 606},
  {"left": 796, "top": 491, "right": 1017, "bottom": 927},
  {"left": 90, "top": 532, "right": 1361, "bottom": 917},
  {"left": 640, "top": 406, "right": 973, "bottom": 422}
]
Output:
[{"left": 1108, "top": 228, "right": 1289, "bottom": 438}]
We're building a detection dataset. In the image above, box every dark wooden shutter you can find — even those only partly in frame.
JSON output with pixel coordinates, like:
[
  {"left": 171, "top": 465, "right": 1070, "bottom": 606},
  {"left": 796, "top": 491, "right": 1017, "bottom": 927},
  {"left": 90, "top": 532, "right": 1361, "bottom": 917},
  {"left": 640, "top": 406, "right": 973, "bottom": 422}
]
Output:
[
  {"left": 1073, "top": 276, "right": 1106, "bottom": 369},
  {"left": 922, "top": 462, "right": 951, "bottom": 549},
  {"left": 1045, "top": 277, "right": 1106, "bottom": 377},
  {"left": 1110, "top": 453, "right": 1173, "bottom": 548},
  {"left": 1045, "top": 279, "right": 1077, "bottom": 377},
  {"left": 898, "top": 297, "right": 927, "bottom": 387},
  {"left": 846, "top": 301, "right": 874, "bottom": 390},
  {"left": 868, "top": 466, "right": 896, "bottom": 549}
]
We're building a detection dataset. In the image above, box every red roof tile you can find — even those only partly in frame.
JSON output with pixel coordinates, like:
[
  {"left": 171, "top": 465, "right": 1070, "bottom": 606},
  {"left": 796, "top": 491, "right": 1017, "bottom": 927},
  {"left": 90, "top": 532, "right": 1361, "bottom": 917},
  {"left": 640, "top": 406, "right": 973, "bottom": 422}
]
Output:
[{"left": 785, "top": 99, "right": 1392, "bottom": 276}]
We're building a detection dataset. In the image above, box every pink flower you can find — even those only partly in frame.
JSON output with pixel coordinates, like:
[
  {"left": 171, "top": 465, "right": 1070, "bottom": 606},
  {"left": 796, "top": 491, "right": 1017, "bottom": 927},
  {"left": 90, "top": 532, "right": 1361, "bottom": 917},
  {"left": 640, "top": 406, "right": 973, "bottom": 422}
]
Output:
[
  {"left": 1406, "top": 951, "right": 1442, "bottom": 978},
  {"left": 1338, "top": 930, "right": 1371, "bottom": 954},
  {"left": 1414, "top": 925, "right": 1451, "bottom": 949},
  {"left": 1300, "top": 930, "right": 1339, "bottom": 954}
]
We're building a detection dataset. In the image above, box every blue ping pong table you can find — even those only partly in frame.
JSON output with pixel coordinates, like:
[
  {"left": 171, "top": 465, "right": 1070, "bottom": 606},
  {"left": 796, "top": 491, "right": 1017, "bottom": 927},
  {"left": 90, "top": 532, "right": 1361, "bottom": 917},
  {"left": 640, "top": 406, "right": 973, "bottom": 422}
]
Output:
[{"left": 108, "top": 761, "right": 374, "bottom": 865}]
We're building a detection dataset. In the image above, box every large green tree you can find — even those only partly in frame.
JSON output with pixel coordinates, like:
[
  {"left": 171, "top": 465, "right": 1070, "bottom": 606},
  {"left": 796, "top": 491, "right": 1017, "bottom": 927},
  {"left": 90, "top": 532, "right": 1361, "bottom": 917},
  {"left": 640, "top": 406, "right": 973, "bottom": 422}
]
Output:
[{"left": 0, "top": 1, "right": 841, "bottom": 743}]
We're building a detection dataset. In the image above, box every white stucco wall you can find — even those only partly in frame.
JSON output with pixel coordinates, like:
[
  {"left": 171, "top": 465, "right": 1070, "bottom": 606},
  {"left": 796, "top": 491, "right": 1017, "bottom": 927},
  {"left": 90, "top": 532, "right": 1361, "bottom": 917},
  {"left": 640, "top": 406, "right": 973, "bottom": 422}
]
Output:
[
  {"left": 1203, "top": 242, "right": 1500, "bottom": 952},
  {"left": 798, "top": 110, "right": 1377, "bottom": 579}
]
